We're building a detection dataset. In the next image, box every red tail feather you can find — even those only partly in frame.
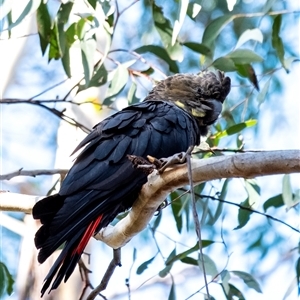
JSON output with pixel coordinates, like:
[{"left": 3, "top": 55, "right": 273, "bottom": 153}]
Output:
[{"left": 72, "top": 215, "right": 103, "bottom": 256}]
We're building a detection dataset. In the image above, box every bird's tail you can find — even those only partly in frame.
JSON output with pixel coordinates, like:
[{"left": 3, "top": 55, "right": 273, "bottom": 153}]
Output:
[{"left": 39, "top": 214, "right": 103, "bottom": 296}]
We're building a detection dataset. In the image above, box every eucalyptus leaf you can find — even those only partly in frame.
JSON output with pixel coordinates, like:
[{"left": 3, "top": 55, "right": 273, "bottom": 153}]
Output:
[
  {"left": 135, "top": 45, "right": 179, "bottom": 73},
  {"left": 227, "top": 49, "right": 263, "bottom": 64},
  {"left": 231, "top": 270, "right": 262, "bottom": 293},
  {"left": 202, "top": 15, "right": 233, "bottom": 49},
  {"left": 136, "top": 255, "right": 156, "bottom": 275},
  {"left": 236, "top": 28, "right": 263, "bottom": 49}
]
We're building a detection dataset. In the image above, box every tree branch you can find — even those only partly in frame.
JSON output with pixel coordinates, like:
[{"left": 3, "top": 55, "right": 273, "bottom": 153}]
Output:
[{"left": 1, "top": 150, "right": 299, "bottom": 246}]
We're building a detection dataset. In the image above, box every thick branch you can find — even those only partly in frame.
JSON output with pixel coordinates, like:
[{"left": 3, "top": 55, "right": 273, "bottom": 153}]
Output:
[
  {"left": 1, "top": 150, "right": 299, "bottom": 246},
  {"left": 96, "top": 149, "right": 300, "bottom": 248}
]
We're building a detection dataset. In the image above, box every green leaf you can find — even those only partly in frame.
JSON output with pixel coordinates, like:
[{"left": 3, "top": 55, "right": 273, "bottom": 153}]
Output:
[
  {"left": 152, "top": 2, "right": 183, "bottom": 61},
  {"left": 208, "top": 179, "right": 230, "bottom": 225},
  {"left": 0, "top": 262, "right": 14, "bottom": 297},
  {"left": 245, "top": 179, "right": 260, "bottom": 208},
  {"left": 183, "top": 42, "right": 212, "bottom": 56},
  {"left": 231, "top": 270, "right": 262, "bottom": 293},
  {"left": 136, "top": 255, "right": 156, "bottom": 275},
  {"left": 132, "top": 247, "right": 137, "bottom": 262},
  {"left": 88, "top": 0, "right": 97, "bottom": 9},
  {"left": 181, "top": 257, "right": 198, "bottom": 265},
  {"left": 159, "top": 248, "right": 176, "bottom": 277},
  {"left": 170, "top": 192, "right": 183, "bottom": 233},
  {"left": 284, "top": 56, "right": 299, "bottom": 72},
  {"left": 105, "top": 63, "right": 130, "bottom": 102},
  {"left": 168, "top": 281, "right": 176, "bottom": 300},
  {"left": 5, "top": 0, "right": 41, "bottom": 31},
  {"left": 263, "top": 194, "right": 284, "bottom": 212},
  {"left": 135, "top": 45, "right": 179, "bottom": 73},
  {"left": 215, "top": 120, "right": 257, "bottom": 139},
  {"left": 236, "top": 64, "right": 259, "bottom": 90},
  {"left": 36, "top": 0, "right": 52, "bottom": 54},
  {"left": 187, "top": 2, "right": 202, "bottom": 19},
  {"left": 166, "top": 240, "right": 214, "bottom": 265},
  {"left": 78, "top": 63, "right": 108, "bottom": 92},
  {"left": 227, "top": 283, "right": 246, "bottom": 299},
  {"left": 282, "top": 174, "right": 299, "bottom": 209},
  {"left": 172, "top": 0, "right": 189, "bottom": 45},
  {"left": 198, "top": 253, "right": 218, "bottom": 277},
  {"left": 202, "top": 15, "right": 233, "bottom": 49},
  {"left": 257, "top": 78, "right": 271, "bottom": 105},
  {"left": 296, "top": 257, "right": 300, "bottom": 295},
  {"left": 236, "top": 28, "right": 263, "bottom": 49},
  {"left": 48, "top": 22, "right": 61, "bottom": 60},
  {"left": 272, "top": 15, "right": 287, "bottom": 72},
  {"left": 81, "top": 38, "right": 97, "bottom": 87},
  {"left": 282, "top": 174, "right": 292, "bottom": 207},
  {"left": 221, "top": 270, "right": 231, "bottom": 294},
  {"left": 212, "top": 57, "right": 236, "bottom": 72},
  {"left": 234, "top": 198, "right": 253, "bottom": 230},
  {"left": 152, "top": 210, "right": 162, "bottom": 232},
  {"left": 227, "top": 49, "right": 263, "bottom": 64},
  {"left": 127, "top": 82, "right": 140, "bottom": 104}
]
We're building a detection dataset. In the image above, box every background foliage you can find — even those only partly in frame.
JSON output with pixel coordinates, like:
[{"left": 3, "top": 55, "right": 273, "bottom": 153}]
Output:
[{"left": 0, "top": 0, "right": 299, "bottom": 299}]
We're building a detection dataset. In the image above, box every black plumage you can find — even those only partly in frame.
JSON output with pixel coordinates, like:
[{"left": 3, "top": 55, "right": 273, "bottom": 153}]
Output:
[{"left": 32, "top": 71, "right": 231, "bottom": 296}]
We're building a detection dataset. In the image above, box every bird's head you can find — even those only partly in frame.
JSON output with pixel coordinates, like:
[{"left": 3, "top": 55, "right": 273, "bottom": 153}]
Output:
[{"left": 145, "top": 70, "right": 231, "bottom": 135}]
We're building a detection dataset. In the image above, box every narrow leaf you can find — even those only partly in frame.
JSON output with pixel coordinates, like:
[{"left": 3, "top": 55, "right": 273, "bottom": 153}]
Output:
[
  {"left": 81, "top": 38, "right": 97, "bottom": 87},
  {"left": 127, "top": 82, "right": 140, "bottom": 104},
  {"left": 236, "top": 28, "right": 263, "bottom": 49},
  {"left": 168, "top": 281, "right": 176, "bottom": 300},
  {"left": 282, "top": 174, "right": 299, "bottom": 209},
  {"left": 170, "top": 192, "right": 183, "bottom": 233},
  {"left": 0, "top": 262, "right": 14, "bottom": 297},
  {"left": 198, "top": 253, "right": 218, "bottom": 277},
  {"left": 227, "top": 283, "right": 246, "bottom": 299},
  {"left": 166, "top": 240, "right": 214, "bottom": 265},
  {"left": 135, "top": 45, "right": 179, "bottom": 73},
  {"left": 227, "top": 49, "right": 263, "bottom": 64},
  {"left": 272, "top": 15, "right": 287, "bottom": 72},
  {"left": 5, "top": 0, "right": 41, "bottom": 31},
  {"left": 221, "top": 270, "right": 231, "bottom": 294},
  {"left": 159, "top": 248, "right": 176, "bottom": 277},
  {"left": 172, "top": 0, "right": 189, "bottom": 45},
  {"left": 183, "top": 42, "right": 212, "bottom": 56},
  {"left": 245, "top": 179, "right": 260, "bottom": 208},
  {"left": 106, "top": 64, "right": 129, "bottom": 99},
  {"left": 212, "top": 57, "right": 236, "bottom": 72},
  {"left": 231, "top": 270, "right": 262, "bottom": 293},
  {"left": 282, "top": 174, "right": 293, "bottom": 208},
  {"left": 234, "top": 198, "right": 253, "bottom": 230},
  {"left": 181, "top": 257, "right": 198, "bottom": 265},
  {"left": 257, "top": 78, "right": 271, "bottom": 105},
  {"left": 152, "top": 2, "right": 183, "bottom": 61},
  {"left": 202, "top": 15, "right": 233, "bottom": 49},
  {"left": 215, "top": 120, "right": 257, "bottom": 139},
  {"left": 263, "top": 194, "right": 284, "bottom": 212},
  {"left": 136, "top": 255, "right": 156, "bottom": 275},
  {"left": 36, "top": 0, "right": 52, "bottom": 54},
  {"left": 235, "top": 64, "right": 259, "bottom": 90}
]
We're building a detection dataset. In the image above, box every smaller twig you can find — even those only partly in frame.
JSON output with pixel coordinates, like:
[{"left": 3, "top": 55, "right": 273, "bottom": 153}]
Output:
[
  {"left": 0, "top": 168, "right": 68, "bottom": 181},
  {"left": 186, "top": 146, "right": 211, "bottom": 299},
  {"left": 86, "top": 248, "right": 122, "bottom": 300},
  {"left": 29, "top": 78, "right": 69, "bottom": 100},
  {"left": 78, "top": 258, "right": 94, "bottom": 300},
  {"left": 177, "top": 189, "right": 300, "bottom": 234},
  {"left": 193, "top": 147, "right": 267, "bottom": 154}
]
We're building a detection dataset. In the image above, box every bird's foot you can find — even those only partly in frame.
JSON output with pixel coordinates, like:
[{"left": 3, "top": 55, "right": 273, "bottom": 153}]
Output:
[
  {"left": 148, "top": 145, "right": 194, "bottom": 174},
  {"left": 127, "top": 146, "right": 194, "bottom": 174},
  {"left": 127, "top": 155, "right": 156, "bottom": 175}
]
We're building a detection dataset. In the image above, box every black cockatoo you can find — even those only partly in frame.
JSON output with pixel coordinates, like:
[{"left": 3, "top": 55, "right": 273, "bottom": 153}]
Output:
[{"left": 32, "top": 70, "right": 231, "bottom": 296}]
